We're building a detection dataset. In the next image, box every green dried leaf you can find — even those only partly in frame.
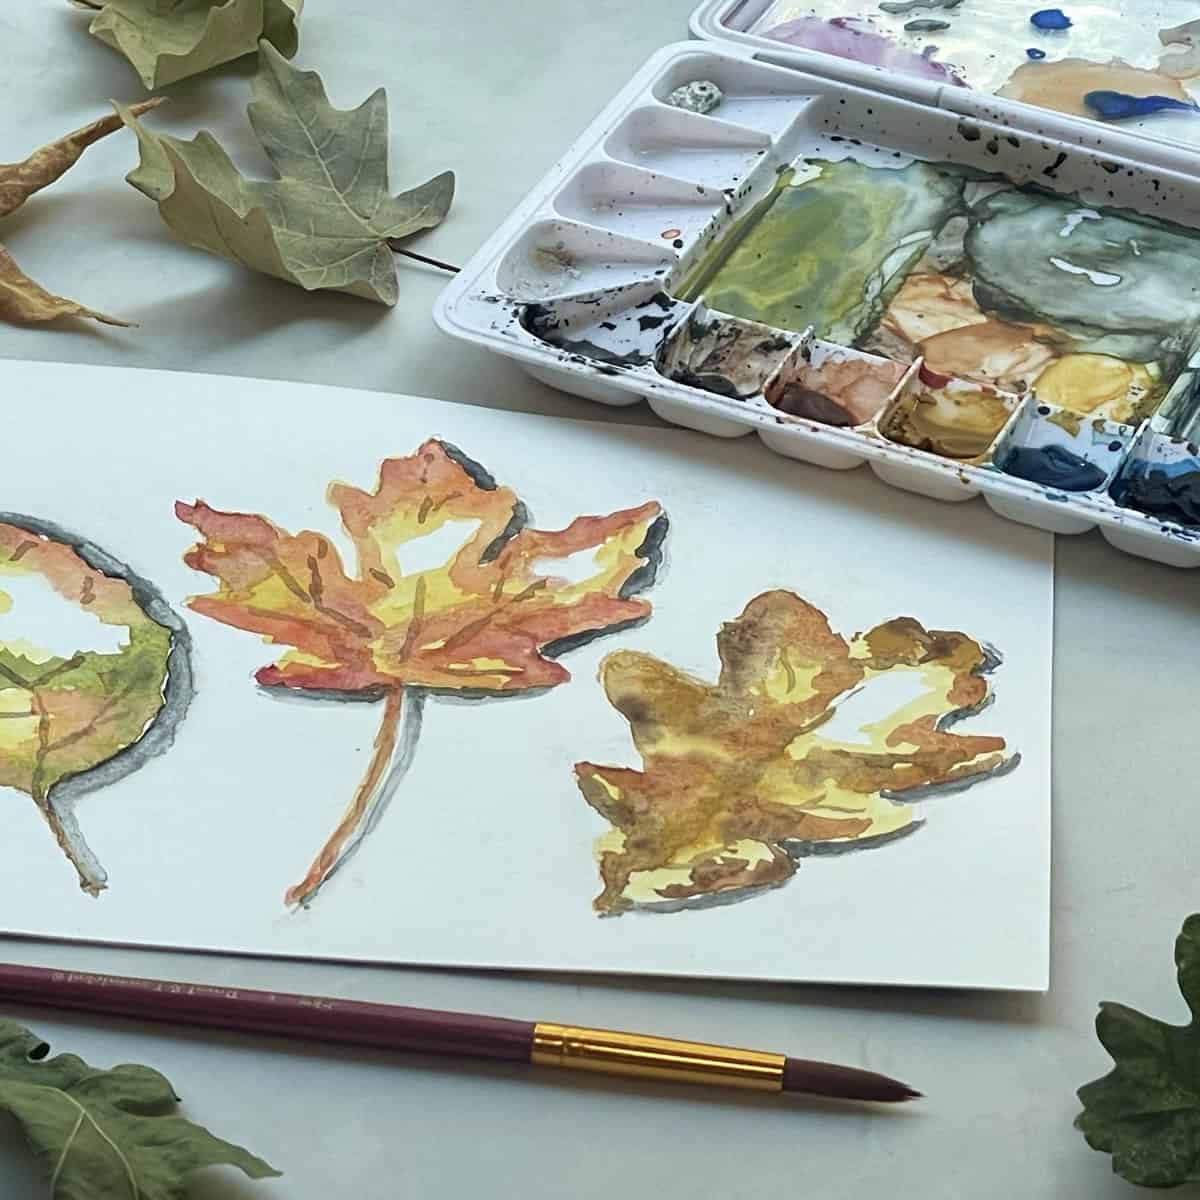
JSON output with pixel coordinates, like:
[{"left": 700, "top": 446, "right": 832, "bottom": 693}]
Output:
[
  {"left": 0, "top": 1019, "right": 279, "bottom": 1198},
  {"left": 118, "top": 42, "right": 455, "bottom": 305},
  {"left": 1076, "top": 914, "right": 1200, "bottom": 1188},
  {"left": 76, "top": 0, "right": 304, "bottom": 90}
]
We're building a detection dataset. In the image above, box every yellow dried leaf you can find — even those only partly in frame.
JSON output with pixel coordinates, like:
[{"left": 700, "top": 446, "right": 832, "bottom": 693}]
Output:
[{"left": 0, "top": 99, "right": 161, "bottom": 328}]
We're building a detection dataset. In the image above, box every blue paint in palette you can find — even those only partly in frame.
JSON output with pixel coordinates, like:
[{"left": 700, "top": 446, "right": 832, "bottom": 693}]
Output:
[
  {"left": 1111, "top": 441, "right": 1200, "bottom": 527},
  {"left": 1002, "top": 444, "right": 1107, "bottom": 491},
  {"left": 1025, "top": 47, "right": 1046, "bottom": 59},
  {"left": 1084, "top": 90, "right": 1200, "bottom": 121},
  {"left": 1029, "top": 8, "right": 1071, "bottom": 29}
]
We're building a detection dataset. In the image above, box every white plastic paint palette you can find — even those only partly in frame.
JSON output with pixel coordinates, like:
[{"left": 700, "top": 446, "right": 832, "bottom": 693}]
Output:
[{"left": 435, "top": 41, "right": 1200, "bottom": 566}]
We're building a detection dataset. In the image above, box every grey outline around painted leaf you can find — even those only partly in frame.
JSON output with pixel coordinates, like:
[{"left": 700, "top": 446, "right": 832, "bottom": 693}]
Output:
[{"left": 0, "top": 513, "right": 193, "bottom": 894}]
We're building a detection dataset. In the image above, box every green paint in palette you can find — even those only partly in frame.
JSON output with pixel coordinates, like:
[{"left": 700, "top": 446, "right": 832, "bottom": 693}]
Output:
[{"left": 676, "top": 158, "right": 964, "bottom": 343}]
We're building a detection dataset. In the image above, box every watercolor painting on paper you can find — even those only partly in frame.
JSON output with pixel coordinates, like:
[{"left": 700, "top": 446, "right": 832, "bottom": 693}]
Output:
[
  {"left": 576, "top": 590, "right": 1014, "bottom": 915},
  {"left": 175, "top": 439, "right": 666, "bottom": 908},
  {"left": 0, "top": 361, "right": 1053, "bottom": 990},
  {"left": 0, "top": 515, "right": 191, "bottom": 897}
]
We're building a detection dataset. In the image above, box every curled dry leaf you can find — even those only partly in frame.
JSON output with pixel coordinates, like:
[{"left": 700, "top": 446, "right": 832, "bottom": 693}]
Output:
[
  {"left": 1077, "top": 914, "right": 1200, "bottom": 1188},
  {"left": 119, "top": 42, "right": 455, "bottom": 304},
  {"left": 0, "top": 98, "right": 162, "bottom": 327},
  {"left": 576, "top": 590, "right": 1015, "bottom": 914},
  {"left": 0, "top": 516, "right": 192, "bottom": 895},
  {"left": 0, "top": 1019, "right": 279, "bottom": 1198},
  {"left": 74, "top": 0, "right": 303, "bottom": 89},
  {"left": 177, "top": 439, "right": 666, "bottom": 906}
]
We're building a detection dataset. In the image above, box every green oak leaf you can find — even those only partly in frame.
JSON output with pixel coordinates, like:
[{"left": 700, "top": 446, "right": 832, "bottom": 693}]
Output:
[
  {"left": 74, "top": 0, "right": 304, "bottom": 90},
  {"left": 117, "top": 42, "right": 455, "bottom": 305},
  {"left": 0, "top": 1020, "right": 279, "bottom": 1198},
  {"left": 1076, "top": 913, "right": 1200, "bottom": 1188}
]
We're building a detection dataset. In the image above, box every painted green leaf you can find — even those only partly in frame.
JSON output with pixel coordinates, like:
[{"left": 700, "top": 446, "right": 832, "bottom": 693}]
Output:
[
  {"left": 0, "top": 1020, "right": 279, "bottom": 1198},
  {"left": 0, "top": 515, "right": 192, "bottom": 896},
  {"left": 117, "top": 42, "right": 455, "bottom": 305},
  {"left": 1076, "top": 913, "right": 1200, "bottom": 1188},
  {"left": 75, "top": 0, "right": 304, "bottom": 90}
]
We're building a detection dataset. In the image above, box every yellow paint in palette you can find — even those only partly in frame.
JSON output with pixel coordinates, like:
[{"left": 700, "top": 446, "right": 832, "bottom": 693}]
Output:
[
  {"left": 1033, "top": 355, "right": 1157, "bottom": 422},
  {"left": 880, "top": 367, "right": 1019, "bottom": 460}
]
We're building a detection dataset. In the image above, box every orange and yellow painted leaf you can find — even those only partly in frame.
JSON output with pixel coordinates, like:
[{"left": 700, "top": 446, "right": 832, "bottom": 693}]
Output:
[
  {"left": 177, "top": 440, "right": 667, "bottom": 905},
  {"left": 575, "top": 590, "right": 1014, "bottom": 915}
]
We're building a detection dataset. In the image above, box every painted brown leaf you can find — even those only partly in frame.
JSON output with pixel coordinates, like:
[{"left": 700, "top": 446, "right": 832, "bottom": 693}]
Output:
[
  {"left": 177, "top": 439, "right": 667, "bottom": 906},
  {"left": 0, "top": 100, "right": 161, "bottom": 327},
  {"left": 575, "top": 590, "right": 1015, "bottom": 915}
]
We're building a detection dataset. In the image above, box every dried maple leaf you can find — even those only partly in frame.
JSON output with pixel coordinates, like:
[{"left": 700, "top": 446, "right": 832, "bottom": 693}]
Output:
[
  {"left": 575, "top": 590, "right": 1015, "bottom": 915},
  {"left": 0, "top": 99, "right": 161, "bottom": 327},
  {"left": 177, "top": 439, "right": 667, "bottom": 906},
  {"left": 118, "top": 43, "right": 454, "bottom": 304},
  {"left": 0, "top": 1019, "right": 279, "bottom": 1197},
  {"left": 0, "top": 515, "right": 191, "bottom": 894},
  {"left": 74, "top": 0, "right": 303, "bottom": 90}
]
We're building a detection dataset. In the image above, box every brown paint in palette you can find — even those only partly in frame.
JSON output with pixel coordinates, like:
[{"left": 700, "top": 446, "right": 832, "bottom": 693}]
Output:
[
  {"left": 879, "top": 366, "right": 1020, "bottom": 461},
  {"left": 765, "top": 342, "right": 908, "bottom": 426}
]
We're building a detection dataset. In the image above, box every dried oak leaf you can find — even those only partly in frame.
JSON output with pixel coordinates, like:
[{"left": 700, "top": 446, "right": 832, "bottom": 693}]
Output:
[
  {"left": 0, "top": 100, "right": 160, "bottom": 327},
  {"left": 118, "top": 42, "right": 454, "bottom": 304},
  {"left": 74, "top": 0, "right": 303, "bottom": 90},
  {"left": 177, "top": 439, "right": 666, "bottom": 905},
  {"left": 1076, "top": 914, "right": 1200, "bottom": 1188},
  {"left": 576, "top": 589, "right": 1014, "bottom": 915},
  {"left": 0, "top": 1019, "right": 279, "bottom": 1197},
  {"left": 0, "top": 516, "right": 191, "bottom": 895}
]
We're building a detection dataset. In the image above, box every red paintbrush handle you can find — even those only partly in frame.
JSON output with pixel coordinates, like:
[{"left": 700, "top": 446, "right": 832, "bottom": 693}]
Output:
[{"left": 0, "top": 964, "right": 535, "bottom": 1063}]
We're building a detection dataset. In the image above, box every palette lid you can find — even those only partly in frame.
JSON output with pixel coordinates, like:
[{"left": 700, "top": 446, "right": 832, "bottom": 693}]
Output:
[{"left": 691, "top": 0, "right": 1200, "bottom": 154}]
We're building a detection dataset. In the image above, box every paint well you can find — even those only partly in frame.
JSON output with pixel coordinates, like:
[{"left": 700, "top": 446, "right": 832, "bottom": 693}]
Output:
[
  {"left": 1111, "top": 436, "right": 1200, "bottom": 525},
  {"left": 997, "top": 403, "right": 1131, "bottom": 490},
  {"left": 677, "top": 158, "right": 964, "bottom": 340},
  {"left": 765, "top": 343, "right": 907, "bottom": 426},
  {"left": 656, "top": 303, "right": 798, "bottom": 399},
  {"left": 880, "top": 368, "right": 1017, "bottom": 459}
]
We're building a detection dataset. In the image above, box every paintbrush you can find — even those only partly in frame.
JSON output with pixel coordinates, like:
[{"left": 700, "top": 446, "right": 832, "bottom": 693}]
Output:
[{"left": 0, "top": 962, "right": 919, "bottom": 1104}]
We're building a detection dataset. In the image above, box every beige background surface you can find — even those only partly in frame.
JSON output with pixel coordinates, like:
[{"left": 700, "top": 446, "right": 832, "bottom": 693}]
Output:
[{"left": 1, "top": 2, "right": 1197, "bottom": 1196}]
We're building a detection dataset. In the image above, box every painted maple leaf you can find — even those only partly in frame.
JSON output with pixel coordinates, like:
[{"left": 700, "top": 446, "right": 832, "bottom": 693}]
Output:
[
  {"left": 575, "top": 590, "right": 1015, "bottom": 915},
  {"left": 177, "top": 439, "right": 667, "bottom": 906}
]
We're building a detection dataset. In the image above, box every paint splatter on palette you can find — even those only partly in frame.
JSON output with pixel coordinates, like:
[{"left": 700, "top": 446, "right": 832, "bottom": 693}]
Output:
[
  {"left": 708, "top": 0, "right": 1200, "bottom": 149},
  {"left": 435, "top": 43, "right": 1200, "bottom": 567}
]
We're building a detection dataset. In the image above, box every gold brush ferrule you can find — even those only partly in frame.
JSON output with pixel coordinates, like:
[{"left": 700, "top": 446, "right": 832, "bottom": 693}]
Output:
[{"left": 531, "top": 1022, "right": 784, "bottom": 1092}]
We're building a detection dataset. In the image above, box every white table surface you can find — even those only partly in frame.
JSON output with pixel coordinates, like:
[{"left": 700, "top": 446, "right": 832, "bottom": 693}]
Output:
[{"left": 3, "top": 3, "right": 1198, "bottom": 1197}]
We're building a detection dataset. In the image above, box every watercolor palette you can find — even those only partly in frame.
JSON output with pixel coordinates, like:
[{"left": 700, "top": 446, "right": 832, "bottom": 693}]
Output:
[
  {"left": 698, "top": 0, "right": 1200, "bottom": 150},
  {"left": 435, "top": 41, "right": 1200, "bottom": 567}
]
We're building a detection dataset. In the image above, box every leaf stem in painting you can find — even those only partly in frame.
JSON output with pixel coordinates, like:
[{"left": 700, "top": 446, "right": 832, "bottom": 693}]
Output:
[
  {"left": 386, "top": 242, "right": 461, "bottom": 274},
  {"left": 285, "top": 685, "right": 406, "bottom": 907}
]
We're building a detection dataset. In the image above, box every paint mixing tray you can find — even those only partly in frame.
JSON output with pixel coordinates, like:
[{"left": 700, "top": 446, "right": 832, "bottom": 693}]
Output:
[
  {"left": 434, "top": 40, "right": 1200, "bottom": 567},
  {"left": 696, "top": 0, "right": 1200, "bottom": 152}
]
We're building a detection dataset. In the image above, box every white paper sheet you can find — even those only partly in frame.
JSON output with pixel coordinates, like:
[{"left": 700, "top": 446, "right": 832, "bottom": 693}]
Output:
[{"left": 0, "top": 361, "right": 1053, "bottom": 989}]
